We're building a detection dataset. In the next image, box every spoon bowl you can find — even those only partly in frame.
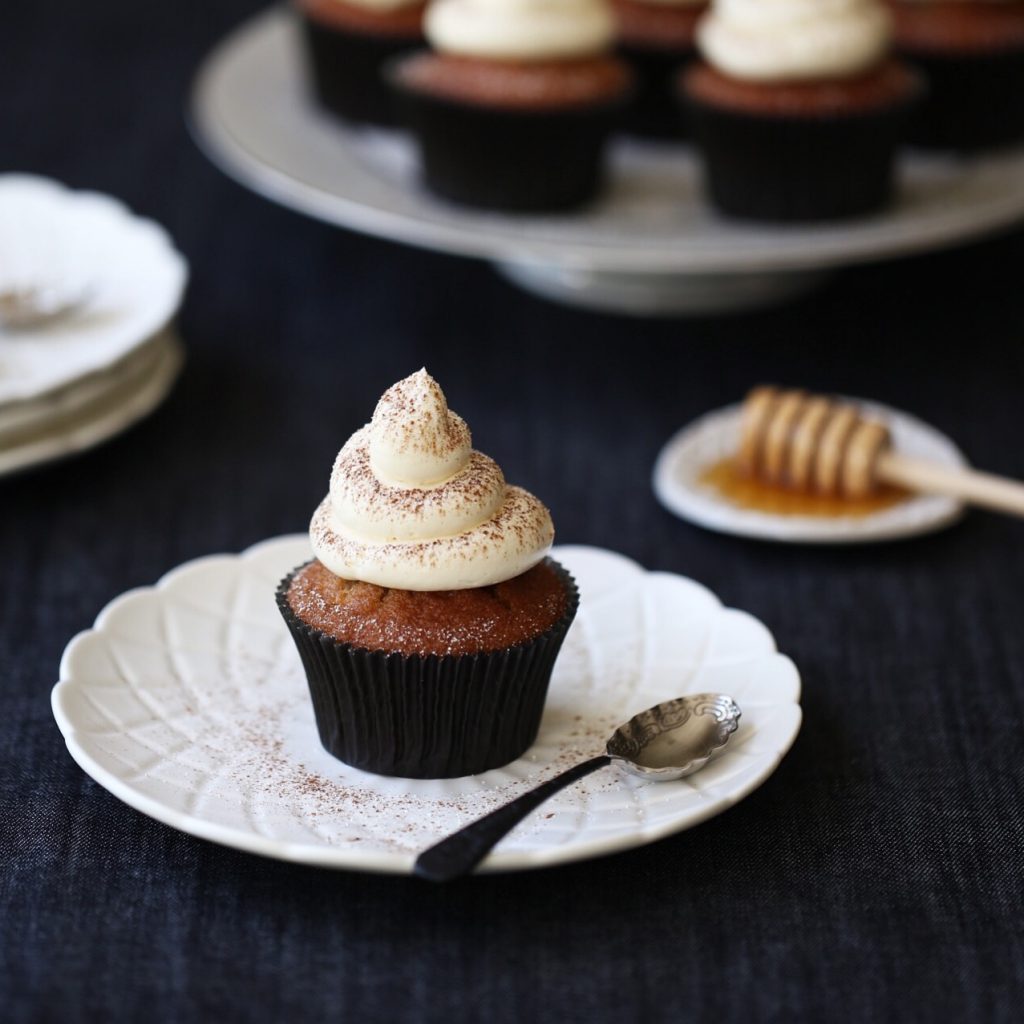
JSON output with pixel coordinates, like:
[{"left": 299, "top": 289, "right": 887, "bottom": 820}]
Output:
[{"left": 608, "top": 693, "right": 741, "bottom": 780}]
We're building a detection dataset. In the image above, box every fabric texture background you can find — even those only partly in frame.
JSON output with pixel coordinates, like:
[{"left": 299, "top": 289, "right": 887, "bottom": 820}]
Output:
[{"left": 2, "top": 2, "right": 1024, "bottom": 1021}]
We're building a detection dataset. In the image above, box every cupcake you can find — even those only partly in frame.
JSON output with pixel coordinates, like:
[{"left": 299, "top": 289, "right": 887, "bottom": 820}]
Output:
[
  {"left": 889, "top": 0, "right": 1024, "bottom": 151},
  {"left": 681, "top": 0, "right": 922, "bottom": 221},
  {"left": 388, "top": 0, "right": 633, "bottom": 211},
  {"left": 277, "top": 370, "right": 578, "bottom": 779},
  {"left": 295, "top": 0, "right": 426, "bottom": 125},
  {"left": 612, "top": 0, "right": 707, "bottom": 138}
]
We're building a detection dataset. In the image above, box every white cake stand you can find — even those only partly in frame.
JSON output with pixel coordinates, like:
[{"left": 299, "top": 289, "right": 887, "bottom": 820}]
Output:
[{"left": 190, "top": 6, "right": 1024, "bottom": 316}]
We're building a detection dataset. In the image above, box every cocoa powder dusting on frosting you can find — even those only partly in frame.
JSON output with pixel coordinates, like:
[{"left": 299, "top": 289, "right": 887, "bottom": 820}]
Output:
[
  {"left": 372, "top": 369, "right": 468, "bottom": 466},
  {"left": 310, "top": 369, "right": 554, "bottom": 590},
  {"left": 333, "top": 441, "right": 503, "bottom": 524}
]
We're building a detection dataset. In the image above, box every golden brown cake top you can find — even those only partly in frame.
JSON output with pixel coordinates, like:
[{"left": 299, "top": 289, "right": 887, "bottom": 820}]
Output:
[
  {"left": 287, "top": 558, "right": 570, "bottom": 656},
  {"left": 395, "top": 53, "right": 631, "bottom": 108},
  {"left": 683, "top": 58, "right": 917, "bottom": 114}
]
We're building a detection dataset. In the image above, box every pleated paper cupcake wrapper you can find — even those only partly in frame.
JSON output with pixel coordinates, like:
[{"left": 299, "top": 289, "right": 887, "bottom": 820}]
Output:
[
  {"left": 298, "top": 13, "right": 422, "bottom": 127},
  {"left": 683, "top": 86, "right": 922, "bottom": 222},
  {"left": 619, "top": 44, "right": 696, "bottom": 141},
  {"left": 276, "top": 560, "right": 579, "bottom": 779},
  {"left": 387, "top": 59, "right": 629, "bottom": 213},
  {"left": 900, "top": 48, "right": 1024, "bottom": 152}
]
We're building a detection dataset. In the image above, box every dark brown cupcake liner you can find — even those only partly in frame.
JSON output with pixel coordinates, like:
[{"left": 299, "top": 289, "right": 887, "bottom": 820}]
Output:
[
  {"left": 898, "top": 47, "right": 1024, "bottom": 152},
  {"left": 387, "top": 59, "right": 629, "bottom": 211},
  {"left": 298, "top": 12, "right": 423, "bottom": 126},
  {"left": 618, "top": 44, "right": 695, "bottom": 140},
  {"left": 276, "top": 559, "right": 579, "bottom": 779},
  {"left": 682, "top": 87, "right": 921, "bottom": 222}
]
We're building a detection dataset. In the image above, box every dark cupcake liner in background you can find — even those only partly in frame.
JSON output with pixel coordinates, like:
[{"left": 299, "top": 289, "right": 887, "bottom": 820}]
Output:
[
  {"left": 898, "top": 48, "right": 1024, "bottom": 152},
  {"left": 276, "top": 560, "right": 579, "bottom": 779},
  {"left": 619, "top": 45, "right": 694, "bottom": 140},
  {"left": 388, "top": 66, "right": 628, "bottom": 211},
  {"left": 298, "top": 14, "right": 422, "bottom": 126},
  {"left": 682, "top": 91, "right": 920, "bottom": 223}
]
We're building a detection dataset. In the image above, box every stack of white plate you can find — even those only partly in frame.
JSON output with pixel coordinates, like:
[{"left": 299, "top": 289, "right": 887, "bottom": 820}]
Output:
[{"left": 0, "top": 175, "right": 188, "bottom": 477}]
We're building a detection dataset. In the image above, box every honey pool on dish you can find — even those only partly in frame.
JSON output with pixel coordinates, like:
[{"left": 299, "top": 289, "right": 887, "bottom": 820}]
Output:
[{"left": 698, "top": 458, "right": 910, "bottom": 518}]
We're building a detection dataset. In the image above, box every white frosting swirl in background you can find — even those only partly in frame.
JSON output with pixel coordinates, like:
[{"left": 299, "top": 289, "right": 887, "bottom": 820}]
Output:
[
  {"left": 310, "top": 369, "right": 555, "bottom": 590},
  {"left": 697, "top": 0, "right": 892, "bottom": 82},
  {"left": 426, "top": 0, "right": 616, "bottom": 60}
]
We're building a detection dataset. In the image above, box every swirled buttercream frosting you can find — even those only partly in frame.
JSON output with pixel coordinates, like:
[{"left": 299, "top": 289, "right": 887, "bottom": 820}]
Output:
[
  {"left": 697, "top": 0, "right": 892, "bottom": 82},
  {"left": 310, "top": 369, "right": 555, "bottom": 590},
  {"left": 426, "top": 0, "right": 616, "bottom": 61}
]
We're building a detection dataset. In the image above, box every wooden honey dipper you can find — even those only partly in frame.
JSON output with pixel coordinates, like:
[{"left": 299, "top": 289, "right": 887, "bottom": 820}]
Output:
[{"left": 738, "top": 387, "right": 1024, "bottom": 518}]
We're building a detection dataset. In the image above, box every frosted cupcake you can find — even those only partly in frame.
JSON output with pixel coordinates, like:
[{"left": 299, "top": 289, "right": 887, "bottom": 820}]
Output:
[
  {"left": 681, "top": 0, "right": 922, "bottom": 221},
  {"left": 612, "top": 0, "right": 708, "bottom": 138},
  {"left": 388, "top": 0, "right": 633, "bottom": 210},
  {"left": 889, "top": 0, "right": 1024, "bottom": 151},
  {"left": 277, "top": 370, "right": 578, "bottom": 779},
  {"left": 296, "top": 0, "right": 426, "bottom": 124}
]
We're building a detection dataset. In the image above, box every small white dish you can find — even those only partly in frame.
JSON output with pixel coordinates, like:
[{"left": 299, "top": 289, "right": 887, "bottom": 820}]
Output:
[
  {"left": 0, "top": 329, "right": 183, "bottom": 477},
  {"left": 0, "top": 175, "right": 188, "bottom": 404},
  {"left": 653, "top": 400, "right": 967, "bottom": 544},
  {"left": 52, "top": 539, "right": 802, "bottom": 875}
]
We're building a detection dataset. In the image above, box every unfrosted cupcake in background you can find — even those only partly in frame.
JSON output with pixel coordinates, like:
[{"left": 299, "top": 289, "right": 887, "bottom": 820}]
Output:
[
  {"left": 388, "top": 0, "right": 633, "bottom": 211},
  {"left": 296, "top": 0, "right": 426, "bottom": 124},
  {"left": 277, "top": 369, "right": 579, "bottom": 779},
  {"left": 680, "top": 0, "right": 922, "bottom": 222},
  {"left": 612, "top": 0, "right": 707, "bottom": 138},
  {"left": 888, "top": 0, "right": 1024, "bottom": 151}
]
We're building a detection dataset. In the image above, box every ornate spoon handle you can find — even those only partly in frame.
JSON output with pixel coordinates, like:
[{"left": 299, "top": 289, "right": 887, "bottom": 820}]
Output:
[{"left": 414, "top": 755, "right": 612, "bottom": 882}]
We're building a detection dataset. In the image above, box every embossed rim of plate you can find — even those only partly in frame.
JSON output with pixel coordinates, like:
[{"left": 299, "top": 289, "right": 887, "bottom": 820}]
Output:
[
  {"left": 0, "top": 332, "right": 166, "bottom": 439},
  {"left": 52, "top": 538, "right": 802, "bottom": 875},
  {"left": 0, "top": 331, "right": 184, "bottom": 478},
  {"left": 189, "top": 7, "right": 1024, "bottom": 274},
  {"left": 653, "top": 399, "right": 967, "bottom": 544}
]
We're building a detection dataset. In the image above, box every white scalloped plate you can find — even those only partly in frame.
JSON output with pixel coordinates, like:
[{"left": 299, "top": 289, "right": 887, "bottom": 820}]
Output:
[
  {"left": 52, "top": 538, "right": 802, "bottom": 875},
  {"left": 0, "top": 175, "right": 188, "bottom": 404},
  {"left": 653, "top": 400, "right": 967, "bottom": 543}
]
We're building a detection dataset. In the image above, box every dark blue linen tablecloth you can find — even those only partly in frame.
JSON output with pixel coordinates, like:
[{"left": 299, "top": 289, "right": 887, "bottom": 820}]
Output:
[{"left": 3, "top": 2, "right": 1024, "bottom": 1021}]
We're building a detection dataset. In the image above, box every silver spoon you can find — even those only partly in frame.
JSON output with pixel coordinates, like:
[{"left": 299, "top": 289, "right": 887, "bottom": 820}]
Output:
[{"left": 414, "top": 692, "right": 741, "bottom": 882}]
